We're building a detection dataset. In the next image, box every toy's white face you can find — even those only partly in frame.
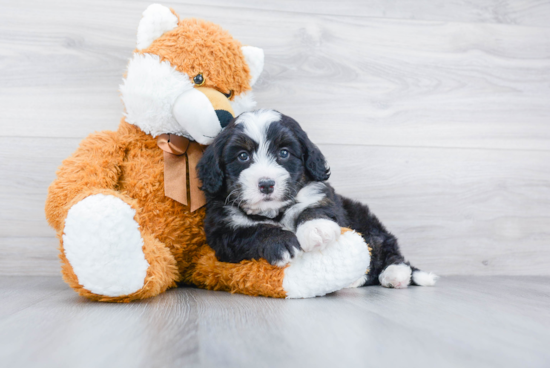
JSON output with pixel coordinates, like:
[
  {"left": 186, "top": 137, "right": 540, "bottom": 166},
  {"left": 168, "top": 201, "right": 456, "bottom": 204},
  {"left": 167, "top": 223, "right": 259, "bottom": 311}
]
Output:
[{"left": 119, "top": 4, "right": 264, "bottom": 144}]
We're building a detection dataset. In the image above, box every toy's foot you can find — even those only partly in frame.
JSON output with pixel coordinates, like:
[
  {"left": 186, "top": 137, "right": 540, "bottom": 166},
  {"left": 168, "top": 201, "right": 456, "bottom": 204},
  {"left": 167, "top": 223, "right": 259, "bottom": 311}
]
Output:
[
  {"left": 296, "top": 219, "right": 340, "bottom": 252},
  {"left": 379, "top": 263, "right": 412, "bottom": 289},
  {"left": 63, "top": 194, "right": 150, "bottom": 297},
  {"left": 283, "top": 229, "right": 370, "bottom": 298}
]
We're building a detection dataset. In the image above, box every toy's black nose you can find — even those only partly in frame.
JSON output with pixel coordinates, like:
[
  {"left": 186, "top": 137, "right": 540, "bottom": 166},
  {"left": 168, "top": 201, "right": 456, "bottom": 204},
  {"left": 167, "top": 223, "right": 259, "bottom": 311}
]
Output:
[
  {"left": 216, "top": 110, "right": 233, "bottom": 128},
  {"left": 258, "top": 179, "right": 275, "bottom": 195}
]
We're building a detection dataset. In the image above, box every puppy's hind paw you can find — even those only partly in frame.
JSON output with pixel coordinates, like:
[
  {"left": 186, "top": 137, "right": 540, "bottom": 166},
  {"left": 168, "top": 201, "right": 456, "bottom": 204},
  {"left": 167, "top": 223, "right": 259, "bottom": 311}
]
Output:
[
  {"left": 296, "top": 219, "right": 341, "bottom": 252},
  {"left": 412, "top": 270, "right": 439, "bottom": 286},
  {"left": 379, "top": 263, "right": 412, "bottom": 289}
]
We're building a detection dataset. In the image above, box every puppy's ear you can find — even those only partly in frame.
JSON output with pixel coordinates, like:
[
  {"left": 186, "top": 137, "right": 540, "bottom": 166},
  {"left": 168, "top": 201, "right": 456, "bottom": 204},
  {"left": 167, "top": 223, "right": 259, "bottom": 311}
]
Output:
[
  {"left": 197, "top": 131, "right": 228, "bottom": 195},
  {"left": 283, "top": 115, "right": 330, "bottom": 182},
  {"left": 301, "top": 132, "right": 331, "bottom": 182}
]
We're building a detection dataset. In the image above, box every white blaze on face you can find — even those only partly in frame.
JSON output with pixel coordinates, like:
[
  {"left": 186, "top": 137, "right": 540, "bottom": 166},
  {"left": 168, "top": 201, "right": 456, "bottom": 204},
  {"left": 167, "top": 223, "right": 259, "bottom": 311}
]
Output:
[{"left": 235, "top": 110, "right": 291, "bottom": 218}]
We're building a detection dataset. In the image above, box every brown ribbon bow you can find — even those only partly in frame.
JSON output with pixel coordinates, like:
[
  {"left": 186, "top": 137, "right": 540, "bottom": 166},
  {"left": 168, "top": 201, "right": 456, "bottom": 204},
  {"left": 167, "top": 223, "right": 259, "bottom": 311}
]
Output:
[{"left": 157, "top": 133, "right": 206, "bottom": 212}]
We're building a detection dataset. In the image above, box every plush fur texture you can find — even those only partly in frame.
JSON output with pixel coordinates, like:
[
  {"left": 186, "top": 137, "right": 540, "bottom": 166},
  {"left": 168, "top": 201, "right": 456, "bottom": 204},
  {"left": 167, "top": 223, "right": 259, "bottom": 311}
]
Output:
[
  {"left": 122, "top": 5, "right": 263, "bottom": 144},
  {"left": 198, "top": 110, "right": 437, "bottom": 289},
  {"left": 136, "top": 4, "right": 179, "bottom": 50},
  {"left": 64, "top": 194, "right": 150, "bottom": 297},
  {"left": 230, "top": 91, "right": 257, "bottom": 117},
  {"left": 283, "top": 229, "right": 371, "bottom": 298},
  {"left": 240, "top": 46, "right": 264, "bottom": 87},
  {"left": 120, "top": 52, "right": 195, "bottom": 138},
  {"left": 47, "top": 121, "right": 286, "bottom": 301},
  {"left": 45, "top": 5, "right": 370, "bottom": 301},
  {"left": 139, "top": 17, "right": 252, "bottom": 98}
]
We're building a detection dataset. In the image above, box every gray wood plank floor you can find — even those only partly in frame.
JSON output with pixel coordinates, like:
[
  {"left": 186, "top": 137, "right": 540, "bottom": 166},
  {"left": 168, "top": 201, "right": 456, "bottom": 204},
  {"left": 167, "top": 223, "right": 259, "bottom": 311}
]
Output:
[{"left": 1, "top": 276, "right": 549, "bottom": 368}]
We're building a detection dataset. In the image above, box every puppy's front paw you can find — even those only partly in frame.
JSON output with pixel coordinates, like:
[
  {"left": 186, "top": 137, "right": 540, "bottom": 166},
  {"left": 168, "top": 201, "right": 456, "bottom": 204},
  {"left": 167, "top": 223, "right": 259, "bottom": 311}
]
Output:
[
  {"left": 261, "top": 237, "right": 302, "bottom": 267},
  {"left": 274, "top": 248, "right": 298, "bottom": 267},
  {"left": 267, "top": 246, "right": 302, "bottom": 267},
  {"left": 296, "top": 219, "right": 341, "bottom": 252}
]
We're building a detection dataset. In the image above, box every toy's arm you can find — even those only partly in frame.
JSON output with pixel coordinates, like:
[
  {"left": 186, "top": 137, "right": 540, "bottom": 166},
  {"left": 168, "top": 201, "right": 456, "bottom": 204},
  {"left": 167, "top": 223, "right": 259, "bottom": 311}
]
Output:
[
  {"left": 45, "top": 130, "right": 126, "bottom": 232},
  {"left": 191, "top": 228, "right": 371, "bottom": 299}
]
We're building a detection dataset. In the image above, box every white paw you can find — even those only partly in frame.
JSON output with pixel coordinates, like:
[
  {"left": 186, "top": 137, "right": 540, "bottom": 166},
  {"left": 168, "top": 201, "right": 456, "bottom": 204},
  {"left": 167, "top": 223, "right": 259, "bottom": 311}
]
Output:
[
  {"left": 412, "top": 270, "right": 439, "bottom": 286},
  {"left": 283, "top": 230, "right": 370, "bottom": 298},
  {"left": 63, "top": 194, "right": 150, "bottom": 297},
  {"left": 379, "top": 263, "right": 412, "bottom": 289},
  {"left": 296, "top": 219, "right": 341, "bottom": 252}
]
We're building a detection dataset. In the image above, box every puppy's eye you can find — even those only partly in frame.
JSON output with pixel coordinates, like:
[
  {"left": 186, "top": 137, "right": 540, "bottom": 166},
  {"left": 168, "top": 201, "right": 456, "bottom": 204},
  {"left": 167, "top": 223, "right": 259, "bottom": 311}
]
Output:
[
  {"left": 238, "top": 152, "right": 249, "bottom": 162},
  {"left": 223, "top": 90, "right": 233, "bottom": 99},
  {"left": 279, "top": 149, "right": 289, "bottom": 159},
  {"left": 193, "top": 73, "right": 205, "bottom": 86}
]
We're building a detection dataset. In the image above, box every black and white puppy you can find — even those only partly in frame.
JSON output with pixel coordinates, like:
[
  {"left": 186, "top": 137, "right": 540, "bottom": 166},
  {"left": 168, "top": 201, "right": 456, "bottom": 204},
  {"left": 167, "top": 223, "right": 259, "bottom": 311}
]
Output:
[{"left": 197, "top": 109, "right": 438, "bottom": 288}]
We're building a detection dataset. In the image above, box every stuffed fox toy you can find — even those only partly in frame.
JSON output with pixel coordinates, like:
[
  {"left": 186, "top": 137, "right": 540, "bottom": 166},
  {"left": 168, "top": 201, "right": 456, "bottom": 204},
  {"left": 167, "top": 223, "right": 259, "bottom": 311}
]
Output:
[{"left": 44, "top": 4, "right": 370, "bottom": 302}]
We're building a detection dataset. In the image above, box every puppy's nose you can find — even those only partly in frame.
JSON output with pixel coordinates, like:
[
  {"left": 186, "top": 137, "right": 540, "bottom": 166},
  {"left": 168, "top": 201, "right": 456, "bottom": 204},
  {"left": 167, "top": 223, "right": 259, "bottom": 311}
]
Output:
[{"left": 258, "top": 179, "right": 275, "bottom": 195}]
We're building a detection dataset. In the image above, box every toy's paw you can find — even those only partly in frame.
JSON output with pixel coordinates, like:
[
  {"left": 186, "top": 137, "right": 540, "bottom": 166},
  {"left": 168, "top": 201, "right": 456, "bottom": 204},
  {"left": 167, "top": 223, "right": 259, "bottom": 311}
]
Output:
[
  {"left": 63, "top": 194, "right": 150, "bottom": 297},
  {"left": 296, "top": 219, "right": 341, "bottom": 252},
  {"left": 379, "top": 263, "right": 412, "bottom": 289},
  {"left": 283, "top": 229, "right": 370, "bottom": 298}
]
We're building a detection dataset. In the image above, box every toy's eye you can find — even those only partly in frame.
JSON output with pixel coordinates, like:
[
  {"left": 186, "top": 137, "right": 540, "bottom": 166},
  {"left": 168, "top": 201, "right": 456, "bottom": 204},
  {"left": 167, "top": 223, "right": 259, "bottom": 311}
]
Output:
[
  {"left": 224, "top": 90, "right": 233, "bottom": 99},
  {"left": 238, "top": 151, "right": 249, "bottom": 162},
  {"left": 279, "top": 149, "right": 289, "bottom": 159},
  {"left": 193, "top": 73, "right": 205, "bottom": 86}
]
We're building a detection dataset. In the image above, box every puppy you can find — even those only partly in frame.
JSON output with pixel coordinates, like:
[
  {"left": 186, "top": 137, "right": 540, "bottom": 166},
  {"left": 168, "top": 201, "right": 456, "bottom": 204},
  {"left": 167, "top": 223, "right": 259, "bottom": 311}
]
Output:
[{"left": 197, "top": 109, "right": 438, "bottom": 288}]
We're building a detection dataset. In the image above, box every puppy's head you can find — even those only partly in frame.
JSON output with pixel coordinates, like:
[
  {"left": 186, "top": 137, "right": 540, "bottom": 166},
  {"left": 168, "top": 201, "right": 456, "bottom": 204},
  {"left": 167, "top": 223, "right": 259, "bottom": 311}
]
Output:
[{"left": 197, "top": 109, "right": 330, "bottom": 217}]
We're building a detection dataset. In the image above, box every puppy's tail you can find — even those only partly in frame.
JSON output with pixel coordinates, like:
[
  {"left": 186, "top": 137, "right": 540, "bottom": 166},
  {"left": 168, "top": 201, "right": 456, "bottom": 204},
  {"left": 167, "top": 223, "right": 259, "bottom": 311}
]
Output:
[{"left": 410, "top": 266, "right": 439, "bottom": 286}]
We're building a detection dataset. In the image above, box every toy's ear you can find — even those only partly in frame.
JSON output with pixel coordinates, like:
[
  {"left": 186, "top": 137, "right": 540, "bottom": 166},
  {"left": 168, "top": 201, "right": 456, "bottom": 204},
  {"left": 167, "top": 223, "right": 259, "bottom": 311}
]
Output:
[
  {"left": 241, "top": 46, "right": 264, "bottom": 87},
  {"left": 136, "top": 4, "right": 179, "bottom": 50}
]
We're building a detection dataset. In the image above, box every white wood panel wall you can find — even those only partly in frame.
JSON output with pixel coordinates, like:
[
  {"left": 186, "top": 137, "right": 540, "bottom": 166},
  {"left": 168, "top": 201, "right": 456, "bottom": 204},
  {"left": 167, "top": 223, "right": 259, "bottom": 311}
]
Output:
[{"left": 1, "top": 0, "right": 549, "bottom": 276}]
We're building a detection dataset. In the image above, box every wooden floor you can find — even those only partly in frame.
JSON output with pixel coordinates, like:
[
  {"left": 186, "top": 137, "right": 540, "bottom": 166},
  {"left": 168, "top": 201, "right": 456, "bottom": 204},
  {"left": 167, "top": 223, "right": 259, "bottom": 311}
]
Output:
[{"left": 1, "top": 276, "right": 549, "bottom": 368}]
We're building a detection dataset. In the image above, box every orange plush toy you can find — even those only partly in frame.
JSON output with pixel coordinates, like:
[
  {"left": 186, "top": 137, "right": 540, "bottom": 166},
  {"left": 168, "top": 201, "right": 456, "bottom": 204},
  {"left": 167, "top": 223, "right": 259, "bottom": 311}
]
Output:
[{"left": 45, "top": 4, "right": 370, "bottom": 302}]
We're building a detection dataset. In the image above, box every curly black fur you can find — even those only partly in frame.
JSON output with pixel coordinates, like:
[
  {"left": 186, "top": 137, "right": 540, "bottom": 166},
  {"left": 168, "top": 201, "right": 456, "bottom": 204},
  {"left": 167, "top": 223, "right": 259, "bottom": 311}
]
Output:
[{"left": 197, "top": 110, "right": 427, "bottom": 286}]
